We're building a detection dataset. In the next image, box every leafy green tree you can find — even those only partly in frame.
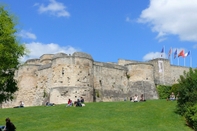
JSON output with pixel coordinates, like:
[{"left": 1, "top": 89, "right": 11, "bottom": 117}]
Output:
[
  {"left": 156, "top": 85, "right": 171, "bottom": 99},
  {"left": 175, "top": 68, "right": 197, "bottom": 130},
  {"left": 176, "top": 68, "right": 197, "bottom": 115},
  {"left": 0, "top": 6, "right": 26, "bottom": 104}
]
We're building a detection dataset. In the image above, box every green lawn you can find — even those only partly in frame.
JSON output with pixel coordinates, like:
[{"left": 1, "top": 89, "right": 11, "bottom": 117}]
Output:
[{"left": 0, "top": 100, "right": 193, "bottom": 131}]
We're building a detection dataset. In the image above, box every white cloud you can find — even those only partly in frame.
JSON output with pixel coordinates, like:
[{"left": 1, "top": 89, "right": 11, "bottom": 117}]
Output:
[
  {"left": 18, "top": 30, "right": 37, "bottom": 40},
  {"left": 143, "top": 52, "right": 165, "bottom": 61},
  {"left": 138, "top": 0, "right": 197, "bottom": 42},
  {"left": 20, "top": 42, "right": 79, "bottom": 62},
  {"left": 35, "top": 0, "right": 70, "bottom": 17}
]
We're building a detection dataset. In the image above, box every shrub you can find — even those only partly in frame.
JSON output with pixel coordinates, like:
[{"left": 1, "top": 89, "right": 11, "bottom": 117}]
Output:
[
  {"left": 175, "top": 68, "right": 197, "bottom": 130},
  {"left": 176, "top": 68, "right": 197, "bottom": 116},
  {"left": 156, "top": 85, "right": 171, "bottom": 99},
  {"left": 171, "top": 83, "right": 179, "bottom": 95},
  {"left": 184, "top": 104, "right": 197, "bottom": 130}
]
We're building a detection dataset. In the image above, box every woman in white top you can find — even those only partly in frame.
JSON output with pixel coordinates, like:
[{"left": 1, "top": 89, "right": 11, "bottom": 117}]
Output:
[{"left": 133, "top": 94, "right": 138, "bottom": 102}]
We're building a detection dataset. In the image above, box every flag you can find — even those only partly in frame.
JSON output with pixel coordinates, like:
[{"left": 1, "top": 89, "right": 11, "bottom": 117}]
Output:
[
  {"left": 178, "top": 50, "right": 185, "bottom": 57},
  {"left": 184, "top": 51, "right": 190, "bottom": 57},
  {"left": 161, "top": 47, "right": 164, "bottom": 57},
  {"left": 161, "top": 47, "right": 164, "bottom": 53},
  {"left": 168, "top": 48, "right": 172, "bottom": 58},
  {"left": 174, "top": 49, "right": 177, "bottom": 59}
]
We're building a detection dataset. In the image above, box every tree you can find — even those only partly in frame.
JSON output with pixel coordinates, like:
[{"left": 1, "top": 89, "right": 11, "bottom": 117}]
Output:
[
  {"left": 0, "top": 6, "right": 26, "bottom": 104},
  {"left": 175, "top": 68, "right": 197, "bottom": 129},
  {"left": 176, "top": 68, "right": 197, "bottom": 115}
]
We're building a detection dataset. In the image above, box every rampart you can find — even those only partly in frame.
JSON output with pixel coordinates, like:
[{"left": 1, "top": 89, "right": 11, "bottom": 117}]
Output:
[{"left": 2, "top": 52, "right": 193, "bottom": 108}]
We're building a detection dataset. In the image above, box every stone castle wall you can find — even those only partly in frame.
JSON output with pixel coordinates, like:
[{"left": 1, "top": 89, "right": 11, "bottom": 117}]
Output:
[
  {"left": 93, "top": 62, "right": 128, "bottom": 102},
  {"left": 2, "top": 52, "right": 193, "bottom": 108}
]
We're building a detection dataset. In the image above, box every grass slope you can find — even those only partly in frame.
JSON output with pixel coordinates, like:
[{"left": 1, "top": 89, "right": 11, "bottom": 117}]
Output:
[{"left": 0, "top": 100, "right": 192, "bottom": 131}]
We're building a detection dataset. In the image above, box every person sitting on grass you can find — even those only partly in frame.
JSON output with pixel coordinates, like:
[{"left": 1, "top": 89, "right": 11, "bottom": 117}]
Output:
[
  {"left": 46, "top": 101, "right": 55, "bottom": 106},
  {"left": 75, "top": 99, "right": 82, "bottom": 107},
  {"left": 80, "top": 97, "right": 86, "bottom": 106},
  {"left": 130, "top": 97, "right": 132, "bottom": 101},
  {"left": 13, "top": 101, "right": 24, "bottom": 108},
  {"left": 80, "top": 97, "right": 84, "bottom": 103},
  {"left": 140, "top": 94, "right": 146, "bottom": 102},
  {"left": 133, "top": 94, "right": 139, "bottom": 102},
  {"left": 5, "top": 118, "right": 16, "bottom": 131},
  {"left": 170, "top": 92, "right": 176, "bottom": 101},
  {"left": 66, "top": 99, "right": 73, "bottom": 107}
]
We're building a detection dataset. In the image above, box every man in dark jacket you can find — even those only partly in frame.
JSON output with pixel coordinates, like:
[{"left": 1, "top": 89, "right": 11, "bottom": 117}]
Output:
[{"left": 5, "top": 118, "right": 16, "bottom": 131}]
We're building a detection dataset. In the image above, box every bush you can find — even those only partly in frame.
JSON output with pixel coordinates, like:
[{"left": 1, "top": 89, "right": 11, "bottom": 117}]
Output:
[
  {"left": 171, "top": 83, "right": 179, "bottom": 95},
  {"left": 156, "top": 85, "right": 171, "bottom": 99},
  {"left": 176, "top": 68, "right": 197, "bottom": 116},
  {"left": 175, "top": 68, "right": 197, "bottom": 130},
  {"left": 184, "top": 104, "right": 197, "bottom": 130}
]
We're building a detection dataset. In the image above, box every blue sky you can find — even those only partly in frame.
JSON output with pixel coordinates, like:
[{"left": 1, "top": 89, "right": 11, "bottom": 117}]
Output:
[{"left": 1, "top": 0, "right": 197, "bottom": 67}]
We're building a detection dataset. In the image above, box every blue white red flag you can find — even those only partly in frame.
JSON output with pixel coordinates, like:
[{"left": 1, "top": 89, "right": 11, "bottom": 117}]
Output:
[{"left": 184, "top": 51, "right": 190, "bottom": 57}]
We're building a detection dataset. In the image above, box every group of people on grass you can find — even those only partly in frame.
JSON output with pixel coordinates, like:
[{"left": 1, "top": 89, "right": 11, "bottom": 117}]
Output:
[
  {"left": 66, "top": 97, "right": 85, "bottom": 107},
  {"left": 130, "top": 94, "right": 146, "bottom": 102},
  {"left": 129, "top": 92, "right": 179, "bottom": 102},
  {"left": 44, "top": 97, "right": 85, "bottom": 107}
]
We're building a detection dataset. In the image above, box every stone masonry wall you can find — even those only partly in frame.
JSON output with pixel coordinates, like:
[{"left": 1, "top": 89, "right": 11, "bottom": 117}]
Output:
[
  {"left": 126, "top": 63, "right": 158, "bottom": 99},
  {"left": 2, "top": 52, "right": 194, "bottom": 108},
  {"left": 93, "top": 62, "right": 128, "bottom": 102},
  {"left": 170, "top": 65, "right": 190, "bottom": 83}
]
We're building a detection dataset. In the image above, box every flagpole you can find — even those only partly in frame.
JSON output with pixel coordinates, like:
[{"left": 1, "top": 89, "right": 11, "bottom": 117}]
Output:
[
  {"left": 184, "top": 57, "right": 185, "bottom": 66},
  {"left": 171, "top": 48, "right": 173, "bottom": 64},
  {"left": 170, "top": 47, "right": 171, "bottom": 64},
  {"left": 190, "top": 51, "right": 192, "bottom": 67},
  {"left": 178, "top": 57, "right": 179, "bottom": 66},
  {"left": 163, "top": 62, "right": 165, "bottom": 85}
]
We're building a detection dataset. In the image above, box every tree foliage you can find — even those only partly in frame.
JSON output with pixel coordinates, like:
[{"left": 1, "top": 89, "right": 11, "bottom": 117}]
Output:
[
  {"left": 176, "top": 68, "right": 197, "bottom": 115},
  {"left": 156, "top": 85, "right": 171, "bottom": 99},
  {"left": 0, "top": 6, "right": 25, "bottom": 104},
  {"left": 176, "top": 68, "right": 197, "bottom": 129},
  {"left": 156, "top": 84, "right": 179, "bottom": 99}
]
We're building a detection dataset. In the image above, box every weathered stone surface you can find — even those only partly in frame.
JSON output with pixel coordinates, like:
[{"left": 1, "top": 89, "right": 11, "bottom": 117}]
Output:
[{"left": 2, "top": 52, "right": 194, "bottom": 108}]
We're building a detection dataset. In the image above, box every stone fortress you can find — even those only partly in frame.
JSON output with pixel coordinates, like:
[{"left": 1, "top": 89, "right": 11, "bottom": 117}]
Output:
[{"left": 2, "top": 52, "right": 193, "bottom": 108}]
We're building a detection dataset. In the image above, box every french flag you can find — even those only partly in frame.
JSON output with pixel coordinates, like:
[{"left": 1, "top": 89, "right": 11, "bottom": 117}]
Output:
[{"left": 184, "top": 51, "right": 190, "bottom": 57}]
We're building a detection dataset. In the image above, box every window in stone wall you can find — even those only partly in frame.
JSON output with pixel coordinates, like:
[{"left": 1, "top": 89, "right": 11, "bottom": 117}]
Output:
[
  {"left": 62, "top": 68, "right": 64, "bottom": 75},
  {"left": 99, "top": 80, "right": 102, "bottom": 86}
]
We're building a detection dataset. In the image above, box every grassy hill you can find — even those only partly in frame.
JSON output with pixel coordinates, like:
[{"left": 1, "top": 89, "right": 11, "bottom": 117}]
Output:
[{"left": 0, "top": 100, "right": 193, "bottom": 131}]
